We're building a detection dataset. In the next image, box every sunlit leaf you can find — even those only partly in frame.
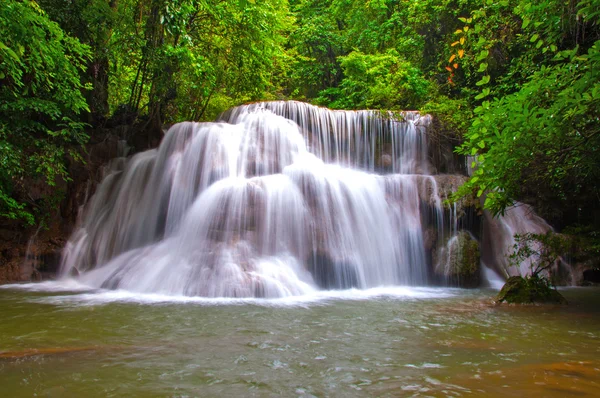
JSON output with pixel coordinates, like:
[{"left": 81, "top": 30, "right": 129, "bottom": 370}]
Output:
[
  {"left": 475, "top": 75, "right": 491, "bottom": 86},
  {"left": 477, "top": 50, "right": 489, "bottom": 61}
]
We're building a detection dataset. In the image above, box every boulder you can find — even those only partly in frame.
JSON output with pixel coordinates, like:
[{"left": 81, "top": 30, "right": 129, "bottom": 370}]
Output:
[{"left": 496, "top": 276, "right": 567, "bottom": 304}]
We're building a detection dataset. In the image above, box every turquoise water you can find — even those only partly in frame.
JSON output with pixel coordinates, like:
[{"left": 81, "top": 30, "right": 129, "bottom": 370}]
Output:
[{"left": 1, "top": 283, "right": 600, "bottom": 397}]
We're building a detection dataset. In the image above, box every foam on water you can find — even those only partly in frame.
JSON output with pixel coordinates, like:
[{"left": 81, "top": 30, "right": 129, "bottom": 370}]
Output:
[{"left": 2, "top": 280, "right": 456, "bottom": 307}]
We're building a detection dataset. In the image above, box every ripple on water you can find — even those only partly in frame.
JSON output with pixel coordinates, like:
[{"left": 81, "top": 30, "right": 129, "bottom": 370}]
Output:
[{"left": 2, "top": 285, "right": 600, "bottom": 397}]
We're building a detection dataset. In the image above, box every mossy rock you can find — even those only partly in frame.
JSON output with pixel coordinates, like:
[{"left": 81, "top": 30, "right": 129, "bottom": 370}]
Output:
[
  {"left": 435, "top": 231, "right": 480, "bottom": 287},
  {"left": 496, "top": 276, "right": 567, "bottom": 304}
]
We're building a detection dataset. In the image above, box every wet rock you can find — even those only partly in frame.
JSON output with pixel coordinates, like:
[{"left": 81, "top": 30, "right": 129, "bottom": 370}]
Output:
[
  {"left": 377, "top": 154, "right": 393, "bottom": 171},
  {"left": 434, "top": 231, "right": 480, "bottom": 288},
  {"left": 432, "top": 175, "right": 478, "bottom": 217},
  {"left": 496, "top": 276, "right": 567, "bottom": 304},
  {"left": 308, "top": 253, "right": 359, "bottom": 290},
  {"left": 423, "top": 227, "right": 438, "bottom": 252},
  {"left": 374, "top": 142, "right": 394, "bottom": 173}
]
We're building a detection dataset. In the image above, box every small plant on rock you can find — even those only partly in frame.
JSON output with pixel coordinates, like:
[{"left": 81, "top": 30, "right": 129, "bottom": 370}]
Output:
[
  {"left": 509, "top": 232, "right": 571, "bottom": 281},
  {"left": 497, "top": 231, "right": 569, "bottom": 304}
]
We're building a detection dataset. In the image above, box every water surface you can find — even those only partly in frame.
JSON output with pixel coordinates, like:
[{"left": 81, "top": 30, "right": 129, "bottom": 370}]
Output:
[{"left": 1, "top": 283, "right": 600, "bottom": 397}]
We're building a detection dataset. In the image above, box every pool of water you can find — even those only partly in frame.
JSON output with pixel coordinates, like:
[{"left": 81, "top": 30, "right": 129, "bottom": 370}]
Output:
[{"left": 1, "top": 282, "right": 600, "bottom": 397}]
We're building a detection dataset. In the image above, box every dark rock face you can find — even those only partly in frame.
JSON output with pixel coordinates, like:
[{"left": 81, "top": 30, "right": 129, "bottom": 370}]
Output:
[
  {"left": 0, "top": 123, "right": 160, "bottom": 284},
  {"left": 583, "top": 269, "right": 600, "bottom": 284},
  {"left": 496, "top": 276, "right": 567, "bottom": 304},
  {"left": 308, "top": 253, "right": 359, "bottom": 290},
  {"left": 0, "top": 228, "right": 65, "bottom": 283}
]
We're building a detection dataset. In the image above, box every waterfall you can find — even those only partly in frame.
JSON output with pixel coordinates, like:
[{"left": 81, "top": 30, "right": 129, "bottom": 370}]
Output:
[
  {"left": 59, "top": 101, "right": 565, "bottom": 297},
  {"left": 59, "top": 102, "right": 449, "bottom": 297},
  {"left": 220, "top": 101, "right": 431, "bottom": 175},
  {"left": 481, "top": 203, "right": 573, "bottom": 283}
]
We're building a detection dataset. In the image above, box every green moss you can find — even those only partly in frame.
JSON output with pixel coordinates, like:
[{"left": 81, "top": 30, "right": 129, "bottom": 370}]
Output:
[
  {"left": 437, "top": 232, "right": 480, "bottom": 288},
  {"left": 457, "top": 233, "right": 479, "bottom": 277}
]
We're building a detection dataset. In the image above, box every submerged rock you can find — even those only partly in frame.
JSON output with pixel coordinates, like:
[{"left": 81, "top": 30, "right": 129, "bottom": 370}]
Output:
[{"left": 496, "top": 276, "right": 567, "bottom": 304}]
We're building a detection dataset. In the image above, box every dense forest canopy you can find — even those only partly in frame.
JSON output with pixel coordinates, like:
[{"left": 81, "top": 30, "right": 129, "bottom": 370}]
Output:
[{"left": 0, "top": 0, "right": 599, "bottom": 256}]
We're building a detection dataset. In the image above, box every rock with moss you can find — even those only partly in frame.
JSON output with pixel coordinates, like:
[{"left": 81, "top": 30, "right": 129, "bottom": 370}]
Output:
[
  {"left": 496, "top": 276, "right": 567, "bottom": 304},
  {"left": 434, "top": 231, "right": 480, "bottom": 287}
]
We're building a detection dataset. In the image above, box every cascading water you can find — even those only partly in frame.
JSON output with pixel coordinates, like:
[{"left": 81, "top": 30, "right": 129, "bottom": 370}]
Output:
[
  {"left": 59, "top": 101, "right": 567, "bottom": 297},
  {"left": 60, "top": 101, "right": 448, "bottom": 297},
  {"left": 481, "top": 203, "right": 574, "bottom": 283}
]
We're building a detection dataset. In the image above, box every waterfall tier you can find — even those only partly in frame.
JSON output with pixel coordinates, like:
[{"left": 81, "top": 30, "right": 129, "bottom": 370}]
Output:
[{"left": 59, "top": 101, "right": 568, "bottom": 297}]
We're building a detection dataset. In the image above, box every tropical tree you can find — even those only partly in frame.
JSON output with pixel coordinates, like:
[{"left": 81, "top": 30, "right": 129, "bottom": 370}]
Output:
[
  {"left": 455, "top": 0, "right": 600, "bottom": 227},
  {"left": 0, "top": 0, "right": 90, "bottom": 223}
]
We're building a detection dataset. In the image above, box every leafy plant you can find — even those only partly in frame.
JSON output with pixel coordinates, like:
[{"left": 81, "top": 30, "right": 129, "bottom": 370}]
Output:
[
  {"left": 509, "top": 232, "right": 571, "bottom": 280},
  {"left": 317, "top": 50, "right": 431, "bottom": 110},
  {"left": 0, "top": 0, "right": 91, "bottom": 224}
]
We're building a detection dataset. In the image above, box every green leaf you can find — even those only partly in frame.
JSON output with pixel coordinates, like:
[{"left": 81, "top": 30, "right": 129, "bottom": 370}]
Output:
[
  {"left": 476, "top": 75, "right": 491, "bottom": 86},
  {"left": 2, "top": 46, "right": 20, "bottom": 62},
  {"left": 477, "top": 50, "right": 489, "bottom": 61}
]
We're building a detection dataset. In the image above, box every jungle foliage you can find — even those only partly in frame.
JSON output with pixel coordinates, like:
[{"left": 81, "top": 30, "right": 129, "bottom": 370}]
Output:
[
  {"left": 0, "top": 0, "right": 599, "bottom": 248},
  {"left": 0, "top": 1, "right": 90, "bottom": 223}
]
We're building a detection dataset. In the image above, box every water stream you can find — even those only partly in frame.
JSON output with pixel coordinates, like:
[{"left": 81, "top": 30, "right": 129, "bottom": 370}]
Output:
[{"left": 1, "top": 285, "right": 599, "bottom": 397}]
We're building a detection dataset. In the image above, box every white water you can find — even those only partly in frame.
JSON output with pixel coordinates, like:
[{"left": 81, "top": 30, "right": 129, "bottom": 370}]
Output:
[
  {"left": 59, "top": 102, "right": 445, "bottom": 297},
  {"left": 482, "top": 264, "right": 505, "bottom": 289},
  {"left": 0, "top": 281, "right": 456, "bottom": 307},
  {"left": 483, "top": 203, "right": 566, "bottom": 279},
  {"left": 58, "top": 101, "right": 565, "bottom": 298}
]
